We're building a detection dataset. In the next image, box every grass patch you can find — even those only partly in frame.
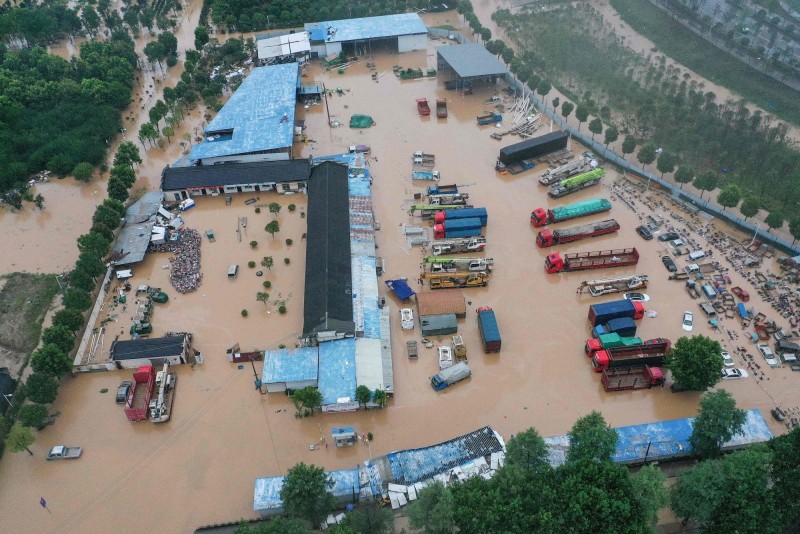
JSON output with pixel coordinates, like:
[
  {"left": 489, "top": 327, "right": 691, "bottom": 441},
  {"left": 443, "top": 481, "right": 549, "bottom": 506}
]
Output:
[
  {"left": 610, "top": 0, "right": 800, "bottom": 125},
  {"left": 0, "top": 273, "right": 59, "bottom": 365}
]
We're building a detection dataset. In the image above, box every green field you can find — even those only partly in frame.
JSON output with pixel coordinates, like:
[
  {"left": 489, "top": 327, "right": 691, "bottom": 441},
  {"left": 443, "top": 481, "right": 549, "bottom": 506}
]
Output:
[
  {"left": 0, "top": 273, "right": 59, "bottom": 369},
  {"left": 611, "top": 0, "right": 800, "bottom": 125}
]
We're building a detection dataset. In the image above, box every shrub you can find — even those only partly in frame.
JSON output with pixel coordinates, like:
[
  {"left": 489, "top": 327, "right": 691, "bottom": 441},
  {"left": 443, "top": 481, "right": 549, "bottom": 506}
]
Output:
[
  {"left": 278, "top": 305, "right": 287, "bottom": 314},
  {"left": 17, "top": 404, "right": 48, "bottom": 430},
  {"left": 250, "top": 240, "right": 258, "bottom": 249},
  {"left": 288, "top": 204, "right": 296, "bottom": 212},
  {"left": 285, "top": 239, "right": 293, "bottom": 246},
  {"left": 263, "top": 281, "right": 271, "bottom": 289},
  {"left": 255, "top": 207, "right": 261, "bottom": 213},
  {"left": 241, "top": 309, "right": 248, "bottom": 317},
  {"left": 248, "top": 261, "right": 256, "bottom": 268},
  {"left": 367, "top": 432, "right": 374, "bottom": 441},
  {"left": 284, "top": 258, "right": 290, "bottom": 265}
]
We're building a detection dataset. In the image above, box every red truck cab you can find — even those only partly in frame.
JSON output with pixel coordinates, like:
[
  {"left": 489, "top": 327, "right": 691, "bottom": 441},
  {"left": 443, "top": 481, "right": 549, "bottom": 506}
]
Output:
[
  {"left": 544, "top": 252, "right": 564, "bottom": 273},
  {"left": 536, "top": 228, "right": 555, "bottom": 247},
  {"left": 530, "top": 208, "right": 549, "bottom": 227}
]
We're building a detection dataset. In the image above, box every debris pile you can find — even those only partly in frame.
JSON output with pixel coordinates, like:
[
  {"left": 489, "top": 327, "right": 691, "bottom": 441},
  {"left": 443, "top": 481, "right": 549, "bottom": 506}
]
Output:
[{"left": 150, "top": 228, "right": 202, "bottom": 293}]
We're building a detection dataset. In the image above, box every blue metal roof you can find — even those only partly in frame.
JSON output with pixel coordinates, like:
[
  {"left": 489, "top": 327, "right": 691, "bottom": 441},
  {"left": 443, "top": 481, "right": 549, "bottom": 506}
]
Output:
[
  {"left": 262, "top": 346, "right": 319, "bottom": 384},
  {"left": 544, "top": 409, "right": 773, "bottom": 467},
  {"left": 254, "top": 468, "right": 360, "bottom": 513},
  {"left": 305, "top": 13, "right": 426, "bottom": 43},
  {"left": 318, "top": 338, "right": 357, "bottom": 404},
  {"left": 189, "top": 63, "right": 299, "bottom": 162}
]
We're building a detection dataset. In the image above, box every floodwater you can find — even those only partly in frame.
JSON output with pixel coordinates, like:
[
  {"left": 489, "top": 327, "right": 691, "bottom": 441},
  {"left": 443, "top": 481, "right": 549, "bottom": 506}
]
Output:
[{"left": 1, "top": 8, "right": 799, "bottom": 534}]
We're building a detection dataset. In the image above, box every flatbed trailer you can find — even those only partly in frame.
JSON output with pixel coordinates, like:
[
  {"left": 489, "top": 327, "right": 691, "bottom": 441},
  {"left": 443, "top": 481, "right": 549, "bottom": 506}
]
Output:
[
  {"left": 431, "top": 237, "right": 487, "bottom": 255},
  {"left": 545, "top": 248, "right": 639, "bottom": 274},
  {"left": 536, "top": 219, "right": 620, "bottom": 248},
  {"left": 602, "top": 366, "right": 665, "bottom": 391}
]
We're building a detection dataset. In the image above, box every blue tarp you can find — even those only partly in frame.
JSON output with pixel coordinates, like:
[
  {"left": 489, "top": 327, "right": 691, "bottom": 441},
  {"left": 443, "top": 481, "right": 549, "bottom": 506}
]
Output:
[
  {"left": 318, "top": 339, "right": 357, "bottom": 405},
  {"left": 262, "top": 346, "right": 319, "bottom": 385},
  {"left": 254, "top": 468, "right": 360, "bottom": 514},
  {"left": 386, "top": 279, "right": 415, "bottom": 300},
  {"left": 738, "top": 302, "right": 748, "bottom": 319}
]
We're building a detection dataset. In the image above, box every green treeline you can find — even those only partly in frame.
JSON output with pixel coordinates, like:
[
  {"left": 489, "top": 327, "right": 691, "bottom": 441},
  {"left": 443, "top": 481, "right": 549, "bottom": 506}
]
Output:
[
  {"left": 494, "top": 1, "right": 800, "bottom": 218},
  {"left": 0, "top": 31, "right": 136, "bottom": 194}
]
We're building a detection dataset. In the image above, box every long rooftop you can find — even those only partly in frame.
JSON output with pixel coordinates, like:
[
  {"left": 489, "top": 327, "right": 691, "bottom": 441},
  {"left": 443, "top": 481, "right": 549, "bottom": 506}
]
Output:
[
  {"left": 111, "top": 192, "right": 164, "bottom": 267},
  {"left": 437, "top": 43, "right": 508, "bottom": 79},
  {"left": 305, "top": 13, "right": 426, "bottom": 43}
]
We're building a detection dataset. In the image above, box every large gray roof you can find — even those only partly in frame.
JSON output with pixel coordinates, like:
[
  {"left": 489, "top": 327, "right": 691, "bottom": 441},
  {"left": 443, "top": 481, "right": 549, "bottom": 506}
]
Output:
[
  {"left": 161, "top": 160, "right": 311, "bottom": 191},
  {"left": 437, "top": 43, "right": 508, "bottom": 79},
  {"left": 111, "top": 192, "right": 164, "bottom": 267},
  {"left": 111, "top": 335, "right": 186, "bottom": 361}
]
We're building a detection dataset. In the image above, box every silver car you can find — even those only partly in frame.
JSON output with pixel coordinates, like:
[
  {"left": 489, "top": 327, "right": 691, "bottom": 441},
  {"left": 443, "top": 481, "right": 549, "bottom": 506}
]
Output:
[{"left": 721, "top": 351, "right": 734, "bottom": 368}]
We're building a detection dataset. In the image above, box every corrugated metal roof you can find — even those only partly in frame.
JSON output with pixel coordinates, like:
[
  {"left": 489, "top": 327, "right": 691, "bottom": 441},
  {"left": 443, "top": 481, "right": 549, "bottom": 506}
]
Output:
[
  {"left": 254, "top": 468, "right": 360, "bottom": 513},
  {"left": 355, "top": 338, "right": 384, "bottom": 391},
  {"left": 189, "top": 64, "right": 299, "bottom": 162},
  {"left": 111, "top": 192, "right": 164, "bottom": 266},
  {"left": 318, "top": 339, "right": 357, "bottom": 405},
  {"left": 305, "top": 13, "right": 426, "bottom": 43},
  {"left": 437, "top": 43, "right": 508, "bottom": 79},
  {"left": 416, "top": 290, "right": 466, "bottom": 317},
  {"left": 262, "top": 346, "right": 319, "bottom": 384},
  {"left": 161, "top": 160, "right": 311, "bottom": 191},
  {"left": 256, "top": 32, "right": 310, "bottom": 60},
  {"left": 111, "top": 335, "right": 185, "bottom": 361}
]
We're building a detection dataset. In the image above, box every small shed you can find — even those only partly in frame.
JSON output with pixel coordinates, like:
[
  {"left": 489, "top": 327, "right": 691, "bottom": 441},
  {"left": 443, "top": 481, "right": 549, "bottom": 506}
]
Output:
[
  {"left": 332, "top": 426, "right": 357, "bottom": 447},
  {"left": 436, "top": 43, "right": 508, "bottom": 88},
  {"left": 420, "top": 314, "right": 458, "bottom": 337},
  {"left": 416, "top": 290, "right": 466, "bottom": 318}
]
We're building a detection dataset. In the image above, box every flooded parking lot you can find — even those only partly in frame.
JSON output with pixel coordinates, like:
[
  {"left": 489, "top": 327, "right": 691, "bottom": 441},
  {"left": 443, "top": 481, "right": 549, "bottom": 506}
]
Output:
[{"left": 1, "top": 36, "right": 798, "bottom": 533}]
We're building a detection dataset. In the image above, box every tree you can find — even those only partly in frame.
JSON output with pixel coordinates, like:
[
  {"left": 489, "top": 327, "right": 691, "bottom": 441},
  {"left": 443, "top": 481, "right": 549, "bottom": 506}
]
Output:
[
  {"left": 110, "top": 165, "right": 136, "bottom": 188},
  {"left": 25, "top": 373, "right": 59, "bottom": 404},
  {"left": 666, "top": 335, "right": 722, "bottom": 391},
  {"left": 567, "top": 411, "right": 618, "bottom": 463},
  {"left": 740, "top": 197, "right": 760, "bottom": 220},
  {"left": 195, "top": 25, "right": 210, "bottom": 49},
  {"left": 17, "top": 404, "right": 48, "bottom": 430},
  {"left": 158, "top": 32, "right": 178, "bottom": 57},
  {"left": 656, "top": 151, "right": 677, "bottom": 178},
  {"left": 631, "top": 465, "right": 668, "bottom": 528},
  {"left": 505, "top": 427, "right": 549, "bottom": 471},
  {"left": 561, "top": 101, "right": 574, "bottom": 120},
  {"left": 621, "top": 135, "right": 637, "bottom": 160},
  {"left": 93, "top": 206, "right": 123, "bottom": 231},
  {"left": 575, "top": 105, "right": 589, "bottom": 131},
  {"left": 588, "top": 118, "right": 603, "bottom": 141},
  {"left": 5, "top": 424, "right": 35, "bottom": 456},
  {"left": 30, "top": 344, "right": 72, "bottom": 378},
  {"left": 233, "top": 517, "right": 309, "bottom": 534},
  {"left": 69, "top": 268, "right": 96, "bottom": 292},
  {"left": 256, "top": 292, "right": 269, "bottom": 307},
  {"left": 694, "top": 171, "right": 719, "bottom": 199},
  {"left": 42, "top": 326, "right": 76, "bottom": 354},
  {"left": 789, "top": 216, "right": 800, "bottom": 245},
  {"left": 290, "top": 386, "right": 322, "bottom": 417},
  {"left": 689, "top": 389, "right": 746, "bottom": 459},
  {"left": 107, "top": 177, "right": 129, "bottom": 203},
  {"left": 268, "top": 202, "right": 282, "bottom": 218},
  {"left": 280, "top": 462, "right": 336, "bottom": 527},
  {"left": 76, "top": 251, "right": 105, "bottom": 278},
  {"left": 261, "top": 256, "right": 274, "bottom": 271},
  {"left": 603, "top": 125, "right": 619, "bottom": 148},
  {"left": 117, "top": 141, "right": 142, "bottom": 167},
  {"left": 408, "top": 481, "right": 455, "bottom": 534},
  {"left": 63, "top": 288, "right": 92, "bottom": 312},
  {"left": 138, "top": 122, "right": 158, "bottom": 148},
  {"left": 769, "top": 425, "right": 800, "bottom": 525},
  {"left": 480, "top": 27, "right": 491, "bottom": 43},
  {"left": 82, "top": 5, "right": 101, "bottom": 36},
  {"left": 355, "top": 385, "right": 372, "bottom": 408},
  {"left": 552, "top": 97, "right": 560, "bottom": 109},
  {"left": 636, "top": 142, "right": 657, "bottom": 171},
  {"left": 33, "top": 194, "right": 45, "bottom": 210},
  {"left": 717, "top": 184, "right": 742, "bottom": 211},
  {"left": 53, "top": 309, "right": 85, "bottom": 333},
  {"left": 265, "top": 220, "right": 280, "bottom": 238},
  {"left": 372, "top": 388, "right": 387, "bottom": 408},
  {"left": 143, "top": 41, "right": 166, "bottom": 71},
  {"left": 72, "top": 162, "right": 94, "bottom": 182},
  {"left": 674, "top": 166, "right": 694, "bottom": 189},
  {"left": 536, "top": 80, "right": 551, "bottom": 106},
  {"left": 765, "top": 211, "right": 784, "bottom": 232},
  {"left": 339, "top": 501, "right": 393, "bottom": 534},
  {"left": 102, "top": 198, "right": 127, "bottom": 218}
]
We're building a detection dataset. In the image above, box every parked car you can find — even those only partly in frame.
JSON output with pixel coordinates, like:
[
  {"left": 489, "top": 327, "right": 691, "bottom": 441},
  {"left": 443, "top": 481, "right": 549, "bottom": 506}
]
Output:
[
  {"left": 658, "top": 232, "right": 679, "bottom": 242},
  {"left": 662, "top": 255, "right": 677, "bottom": 272},
  {"left": 721, "top": 351, "right": 734, "bottom": 368},
  {"left": 636, "top": 226, "right": 653, "bottom": 240},
  {"left": 757, "top": 343, "right": 778, "bottom": 366},
  {"left": 116, "top": 381, "right": 132, "bottom": 403},
  {"left": 400, "top": 308, "right": 414, "bottom": 331},
  {"left": 721, "top": 368, "right": 749, "bottom": 379},
  {"left": 623, "top": 292, "right": 650, "bottom": 302},
  {"left": 682, "top": 311, "right": 694, "bottom": 331}
]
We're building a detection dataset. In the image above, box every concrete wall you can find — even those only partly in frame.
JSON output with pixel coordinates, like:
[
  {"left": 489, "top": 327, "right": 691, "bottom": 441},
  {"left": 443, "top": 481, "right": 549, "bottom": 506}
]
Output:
[
  {"left": 398, "top": 33, "right": 427, "bottom": 52},
  {"left": 325, "top": 42, "right": 343, "bottom": 57}
]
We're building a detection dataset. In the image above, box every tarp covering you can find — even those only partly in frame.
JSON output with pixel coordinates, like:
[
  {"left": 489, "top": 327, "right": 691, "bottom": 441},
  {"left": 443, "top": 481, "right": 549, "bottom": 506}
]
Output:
[
  {"left": 385, "top": 279, "right": 415, "bottom": 300},
  {"left": 350, "top": 114, "right": 374, "bottom": 128}
]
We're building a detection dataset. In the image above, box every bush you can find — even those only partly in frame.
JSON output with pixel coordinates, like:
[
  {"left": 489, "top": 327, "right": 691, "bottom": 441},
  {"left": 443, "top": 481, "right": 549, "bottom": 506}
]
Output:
[
  {"left": 241, "top": 309, "right": 248, "bottom": 317},
  {"left": 288, "top": 204, "right": 296, "bottom": 212},
  {"left": 278, "top": 305, "right": 287, "bottom": 314},
  {"left": 285, "top": 239, "right": 293, "bottom": 246},
  {"left": 279, "top": 343, "right": 287, "bottom": 348},
  {"left": 248, "top": 261, "right": 256, "bottom": 268},
  {"left": 250, "top": 240, "right": 258, "bottom": 249},
  {"left": 367, "top": 432, "right": 374, "bottom": 441},
  {"left": 255, "top": 207, "right": 261, "bottom": 213},
  {"left": 17, "top": 404, "right": 48, "bottom": 430},
  {"left": 166, "top": 55, "right": 178, "bottom": 67},
  {"left": 284, "top": 257, "right": 290, "bottom": 265},
  {"left": 263, "top": 280, "right": 271, "bottom": 289}
]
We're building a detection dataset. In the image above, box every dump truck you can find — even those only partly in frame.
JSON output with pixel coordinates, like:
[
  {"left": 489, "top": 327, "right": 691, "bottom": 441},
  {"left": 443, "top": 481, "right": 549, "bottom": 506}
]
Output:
[
  {"left": 601, "top": 366, "right": 665, "bottom": 391},
  {"left": 412, "top": 170, "right": 440, "bottom": 181},
  {"left": 425, "top": 257, "right": 494, "bottom": 273},
  {"left": 585, "top": 333, "right": 643, "bottom": 357},
  {"left": 593, "top": 317, "right": 638, "bottom": 338},
  {"left": 536, "top": 219, "right": 620, "bottom": 248},
  {"left": 588, "top": 299, "right": 646, "bottom": 326},
  {"left": 436, "top": 99, "right": 448, "bottom": 118},
  {"left": 495, "top": 159, "right": 535, "bottom": 175},
  {"left": 427, "top": 184, "right": 458, "bottom": 196},
  {"left": 124, "top": 365, "right": 156, "bottom": 422},
  {"left": 577, "top": 275, "right": 649, "bottom": 297},
  {"left": 422, "top": 272, "right": 489, "bottom": 289},
  {"left": 46, "top": 446, "right": 83, "bottom": 460},
  {"left": 434, "top": 208, "right": 488, "bottom": 226},
  {"left": 477, "top": 112, "right": 502, "bottom": 125},
  {"left": 545, "top": 248, "right": 639, "bottom": 274},
  {"left": 539, "top": 156, "right": 593, "bottom": 186},
  {"left": 431, "top": 362, "right": 472, "bottom": 391},
  {"left": 498, "top": 131, "right": 569, "bottom": 167},
  {"left": 592, "top": 340, "right": 672, "bottom": 372},
  {"left": 548, "top": 168, "right": 605, "bottom": 198},
  {"left": 432, "top": 237, "right": 487, "bottom": 256},
  {"left": 429, "top": 193, "right": 469, "bottom": 205},
  {"left": 433, "top": 218, "right": 483, "bottom": 239},
  {"left": 530, "top": 198, "right": 612, "bottom": 227},
  {"left": 477, "top": 307, "right": 501, "bottom": 353}
]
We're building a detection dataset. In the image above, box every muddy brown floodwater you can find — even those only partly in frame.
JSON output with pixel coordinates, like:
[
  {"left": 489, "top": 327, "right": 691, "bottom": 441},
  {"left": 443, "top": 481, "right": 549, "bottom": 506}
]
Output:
[{"left": 1, "top": 14, "right": 798, "bottom": 534}]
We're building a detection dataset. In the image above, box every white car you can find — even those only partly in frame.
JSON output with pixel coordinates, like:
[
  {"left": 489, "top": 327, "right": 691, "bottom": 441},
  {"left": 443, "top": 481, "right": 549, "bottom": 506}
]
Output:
[
  {"left": 400, "top": 308, "right": 414, "bottom": 331},
  {"left": 623, "top": 292, "right": 650, "bottom": 302},
  {"left": 757, "top": 343, "right": 778, "bottom": 367},
  {"left": 682, "top": 311, "right": 694, "bottom": 331},
  {"left": 721, "top": 351, "right": 734, "bottom": 368},
  {"left": 721, "top": 368, "right": 749, "bottom": 379}
]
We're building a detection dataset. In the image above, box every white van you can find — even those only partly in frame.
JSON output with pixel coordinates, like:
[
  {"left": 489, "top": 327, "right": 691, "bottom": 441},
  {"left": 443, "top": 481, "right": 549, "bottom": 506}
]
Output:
[
  {"left": 228, "top": 264, "right": 239, "bottom": 279},
  {"left": 684, "top": 264, "right": 700, "bottom": 274},
  {"left": 688, "top": 250, "right": 706, "bottom": 261},
  {"left": 116, "top": 269, "right": 133, "bottom": 280}
]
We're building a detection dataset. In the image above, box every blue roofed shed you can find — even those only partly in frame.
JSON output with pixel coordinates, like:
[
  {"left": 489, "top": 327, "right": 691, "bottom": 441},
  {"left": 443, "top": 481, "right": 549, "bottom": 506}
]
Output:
[
  {"left": 305, "top": 14, "right": 427, "bottom": 57},
  {"left": 318, "top": 339, "right": 358, "bottom": 412},
  {"left": 188, "top": 63, "right": 299, "bottom": 165},
  {"left": 262, "top": 346, "right": 319, "bottom": 393},
  {"left": 254, "top": 468, "right": 361, "bottom": 516}
]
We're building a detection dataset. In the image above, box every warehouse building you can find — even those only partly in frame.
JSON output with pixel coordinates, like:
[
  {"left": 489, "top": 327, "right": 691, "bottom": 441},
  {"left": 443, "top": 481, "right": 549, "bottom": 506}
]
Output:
[
  {"left": 110, "top": 192, "right": 165, "bottom": 267},
  {"left": 305, "top": 13, "right": 427, "bottom": 57},
  {"left": 436, "top": 43, "right": 508, "bottom": 87},
  {"left": 110, "top": 334, "right": 192, "bottom": 369}
]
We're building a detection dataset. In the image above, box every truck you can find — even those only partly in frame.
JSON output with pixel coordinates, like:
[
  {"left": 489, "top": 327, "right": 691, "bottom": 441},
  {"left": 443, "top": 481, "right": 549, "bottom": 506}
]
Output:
[
  {"left": 409, "top": 204, "right": 473, "bottom": 220},
  {"left": 539, "top": 156, "right": 593, "bottom": 186},
  {"left": 149, "top": 363, "right": 177, "bottom": 423},
  {"left": 432, "top": 237, "right": 487, "bottom": 255},
  {"left": 427, "top": 184, "right": 458, "bottom": 196},
  {"left": 421, "top": 272, "right": 489, "bottom": 289},
  {"left": 593, "top": 317, "right": 638, "bottom": 338},
  {"left": 124, "top": 365, "right": 156, "bottom": 422},
  {"left": 412, "top": 170, "right": 440, "bottom": 181},
  {"left": 585, "top": 333, "right": 643, "bottom": 357},
  {"left": 498, "top": 131, "right": 569, "bottom": 167},
  {"left": 417, "top": 98, "right": 431, "bottom": 116},
  {"left": 686, "top": 279, "right": 700, "bottom": 299},
  {"left": 428, "top": 193, "right": 469, "bottom": 205},
  {"left": 413, "top": 151, "right": 435, "bottom": 166},
  {"left": 425, "top": 257, "right": 494, "bottom": 273},
  {"left": 433, "top": 218, "right": 483, "bottom": 239},
  {"left": 434, "top": 207, "right": 488, "bottom": 226},
  {"left": 601, "top": 366, "right": 665, "bottom": 391},
  {"left": 46, "top": 445, "right": 83, "bottom": 460},
  {"left": 477, "top": 307, "right": 501, "bottom": 353},
  {"left": 530, "top": 198, "right": 612, "bottom": 228},
  {"left": 547, "top": 168, "right": 605, "bottom": 199},
  {"left": 592, "top": 340, "right": 672, "bottom": 372},
  {"left": 431, "top": 362, "right": 472, "bottom": 391},
  {"left": 577, "top": 275, "right": 649, "bottom": 297},
  {"left": 545, "top": 248, "right": 639, "bottom": 274},
  {"left": 495, "top": 159, "right": 535, "bottom": 175},
  {"left": 536, "top": 219, "right": 620, "bottom": 248},
  {"left": 588, "top": 298, "right": 646, "bottom": 326},
  {"left": 477, "top": 112, "right": 502, "bottom": 125},
  {"left": 436, "top": 99, "right": 448, "bottom": 118}
]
